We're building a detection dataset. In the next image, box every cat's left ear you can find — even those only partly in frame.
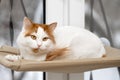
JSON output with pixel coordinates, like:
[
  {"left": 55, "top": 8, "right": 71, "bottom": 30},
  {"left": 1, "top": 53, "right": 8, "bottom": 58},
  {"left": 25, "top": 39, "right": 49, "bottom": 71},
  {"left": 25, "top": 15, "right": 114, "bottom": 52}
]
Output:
[
  {"left": 48, "top": 22, "right": 57, "bottom": 31},
  {"left": 23, "top": 17, "right": 33, "bottom": 30}
]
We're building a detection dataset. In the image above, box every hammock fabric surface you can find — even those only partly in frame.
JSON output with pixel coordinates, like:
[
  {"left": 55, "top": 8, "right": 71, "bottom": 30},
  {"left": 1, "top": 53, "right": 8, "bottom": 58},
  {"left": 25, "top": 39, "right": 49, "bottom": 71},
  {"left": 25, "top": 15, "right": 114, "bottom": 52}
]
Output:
[{"left": 0, "top": 45, "right": 120, "bottom": 73}]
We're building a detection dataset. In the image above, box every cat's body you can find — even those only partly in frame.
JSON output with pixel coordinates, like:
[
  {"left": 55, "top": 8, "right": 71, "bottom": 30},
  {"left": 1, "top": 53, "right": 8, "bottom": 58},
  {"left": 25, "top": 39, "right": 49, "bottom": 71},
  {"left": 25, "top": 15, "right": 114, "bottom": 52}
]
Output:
[
  {"left": 53, "top": 26, "right": 105, "bottom": 60},
  {"left": 5, "top": 17, "right": 106, "bottom": 61}
]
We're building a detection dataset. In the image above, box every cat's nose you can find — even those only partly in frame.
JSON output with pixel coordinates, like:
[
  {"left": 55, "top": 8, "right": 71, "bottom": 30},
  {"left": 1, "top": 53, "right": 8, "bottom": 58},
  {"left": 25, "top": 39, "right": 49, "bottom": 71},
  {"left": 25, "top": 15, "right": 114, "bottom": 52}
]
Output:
[{"left": 37, "top": 44, "right": 41, "bottom": 47}]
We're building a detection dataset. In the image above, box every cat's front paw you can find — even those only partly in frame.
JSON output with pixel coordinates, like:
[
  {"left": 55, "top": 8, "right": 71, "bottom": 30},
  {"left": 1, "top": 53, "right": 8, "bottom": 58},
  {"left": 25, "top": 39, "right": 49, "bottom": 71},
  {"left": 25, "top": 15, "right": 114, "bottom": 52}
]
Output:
[{"left": 5, "top": 54, "right": 22, "bottom": 62}]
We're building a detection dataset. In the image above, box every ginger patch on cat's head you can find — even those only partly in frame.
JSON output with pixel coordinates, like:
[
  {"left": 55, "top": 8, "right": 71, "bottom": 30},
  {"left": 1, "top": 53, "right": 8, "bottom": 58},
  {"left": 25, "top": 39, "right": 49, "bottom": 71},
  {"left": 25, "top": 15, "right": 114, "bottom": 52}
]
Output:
[{"left": 23, "top": 17, "right": 57, "bottom": 44}]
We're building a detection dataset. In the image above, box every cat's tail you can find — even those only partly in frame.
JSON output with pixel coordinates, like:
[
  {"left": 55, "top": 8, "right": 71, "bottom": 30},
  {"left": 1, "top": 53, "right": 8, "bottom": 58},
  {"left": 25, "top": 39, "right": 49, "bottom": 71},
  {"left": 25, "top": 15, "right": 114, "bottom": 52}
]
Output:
[
  {"left": 99, "top": 45, "right": 106, "bottom": 58},
  {"left": 100, "top": 37, "right": 110, "bottom": 57}
]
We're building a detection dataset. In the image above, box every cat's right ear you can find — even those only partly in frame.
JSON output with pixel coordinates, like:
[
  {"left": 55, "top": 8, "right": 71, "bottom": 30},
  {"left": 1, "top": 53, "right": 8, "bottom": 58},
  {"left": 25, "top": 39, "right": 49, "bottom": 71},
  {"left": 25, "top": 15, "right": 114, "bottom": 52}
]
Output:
[
  {"left": 23, "top": 17, "right": 32, "bottom": 30},
  {"left": 48, "top": 22, "right": 57, "bottom": 31}
]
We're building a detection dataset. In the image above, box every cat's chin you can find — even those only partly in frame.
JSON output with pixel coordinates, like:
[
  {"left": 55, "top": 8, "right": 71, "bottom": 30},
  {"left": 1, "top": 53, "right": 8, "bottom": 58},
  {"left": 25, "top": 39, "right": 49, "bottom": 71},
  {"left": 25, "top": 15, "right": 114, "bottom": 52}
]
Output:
[{"left": 32, "top": 48, "right": 39, "bottom": 53}]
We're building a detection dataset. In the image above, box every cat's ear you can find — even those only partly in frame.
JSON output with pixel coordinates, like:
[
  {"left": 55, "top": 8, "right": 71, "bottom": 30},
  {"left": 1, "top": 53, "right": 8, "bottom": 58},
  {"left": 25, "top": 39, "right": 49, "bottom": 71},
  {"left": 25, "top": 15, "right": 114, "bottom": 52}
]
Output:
[
  {"left": 48, "top": 22, "right": 57, "bottom": 31},
  {"left": 23, "top": 17, "right": 33, "bottom": 29}
]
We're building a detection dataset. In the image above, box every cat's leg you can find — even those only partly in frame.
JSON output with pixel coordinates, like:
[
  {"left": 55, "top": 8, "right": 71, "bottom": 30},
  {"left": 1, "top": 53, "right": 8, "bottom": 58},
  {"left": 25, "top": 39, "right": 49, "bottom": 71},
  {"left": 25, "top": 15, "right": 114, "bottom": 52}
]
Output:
[{"left": 5, "top": 54, "right": 22, "bottom": 62}]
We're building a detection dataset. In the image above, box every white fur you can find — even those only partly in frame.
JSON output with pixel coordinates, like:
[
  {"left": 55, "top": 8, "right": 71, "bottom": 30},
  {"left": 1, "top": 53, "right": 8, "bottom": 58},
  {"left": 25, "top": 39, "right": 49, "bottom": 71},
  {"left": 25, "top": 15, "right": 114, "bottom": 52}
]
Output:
[
  {"left": 5, "top": 26, "right": 106, "bottom": 61},
  {"left": 53, "top": 26, "right": 105, "bottom": 60}
]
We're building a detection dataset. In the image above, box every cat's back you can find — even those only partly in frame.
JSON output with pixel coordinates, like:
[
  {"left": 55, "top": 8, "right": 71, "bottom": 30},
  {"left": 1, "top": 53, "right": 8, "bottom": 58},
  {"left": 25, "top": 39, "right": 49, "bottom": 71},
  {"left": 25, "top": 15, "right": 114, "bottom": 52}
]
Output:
[
  {"left": 54, "top": 26, "right": 95, "bottom": 36},
  {"left": 54, "top": 26, "right": 101, "bottom": 47},
  {"left": 54, "top": 26, "right": 105, "bottom": 59},
  {"left": 54, "top": 26, "right": 85, "bottom": 38},
  {"left": 54, "top": 26, "right": 99, "bottom": 41},
  {"left": 54, "top": 26, "right": 82, "bottom": 45}
]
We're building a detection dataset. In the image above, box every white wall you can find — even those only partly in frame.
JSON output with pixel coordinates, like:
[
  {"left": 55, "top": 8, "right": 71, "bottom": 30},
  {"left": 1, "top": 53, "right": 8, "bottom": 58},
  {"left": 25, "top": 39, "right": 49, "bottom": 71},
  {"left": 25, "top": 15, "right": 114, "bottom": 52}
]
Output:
[
  {"left": 46, "top": 0, "right": 64, "bottom": 26},
  {"left": 69, "top": 0, "right": 84, "bottom": 27},
  {"left": 46, "top": 0, "right": 84, "bottom": 28}
]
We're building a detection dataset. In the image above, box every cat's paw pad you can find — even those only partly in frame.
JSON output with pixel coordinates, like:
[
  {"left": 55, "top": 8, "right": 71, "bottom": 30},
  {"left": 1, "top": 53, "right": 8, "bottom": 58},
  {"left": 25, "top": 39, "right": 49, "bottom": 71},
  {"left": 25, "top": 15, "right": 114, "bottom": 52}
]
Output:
[{"left": 5, "top": 55, "right": 21, "bottom": 62}]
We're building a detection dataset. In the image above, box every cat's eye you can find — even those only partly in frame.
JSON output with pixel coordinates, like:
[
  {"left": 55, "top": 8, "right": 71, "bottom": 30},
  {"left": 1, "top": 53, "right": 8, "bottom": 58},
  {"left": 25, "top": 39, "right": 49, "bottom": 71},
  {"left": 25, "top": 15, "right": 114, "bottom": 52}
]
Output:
[
  {"left": 43, "top": 37, "right": 49, "bottom": 41},
  {"left": 31, "top": 35, "right": 36, "bottom": 40}
]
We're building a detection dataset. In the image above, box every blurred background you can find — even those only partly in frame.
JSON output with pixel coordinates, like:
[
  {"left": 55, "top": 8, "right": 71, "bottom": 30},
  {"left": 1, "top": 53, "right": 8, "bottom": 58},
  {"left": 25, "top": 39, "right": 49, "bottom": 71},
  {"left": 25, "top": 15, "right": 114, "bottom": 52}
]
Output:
[
  {"left": 0, "top": 0, "right": 120, "bottom": 80},
  {"left": 85, "top": 0, "right": 120, "bottom": 80},
  {"left": 86, "top": 0, "right": 120, "bottom": 48}
]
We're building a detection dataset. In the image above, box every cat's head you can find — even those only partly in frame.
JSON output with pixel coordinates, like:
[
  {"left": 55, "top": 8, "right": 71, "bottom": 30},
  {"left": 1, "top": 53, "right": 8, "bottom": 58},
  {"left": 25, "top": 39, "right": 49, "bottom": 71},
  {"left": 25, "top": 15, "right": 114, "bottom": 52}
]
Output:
[{"left": 17, "top": 17, "right": 57, "bottom": 53}]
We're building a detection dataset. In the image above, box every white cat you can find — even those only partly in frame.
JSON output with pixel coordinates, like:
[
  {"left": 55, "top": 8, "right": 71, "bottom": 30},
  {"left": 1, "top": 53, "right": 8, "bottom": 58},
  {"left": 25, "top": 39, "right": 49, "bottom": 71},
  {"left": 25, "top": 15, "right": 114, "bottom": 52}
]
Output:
[{"left": 5, "top": 17, "right": 106, "bottom": 61}]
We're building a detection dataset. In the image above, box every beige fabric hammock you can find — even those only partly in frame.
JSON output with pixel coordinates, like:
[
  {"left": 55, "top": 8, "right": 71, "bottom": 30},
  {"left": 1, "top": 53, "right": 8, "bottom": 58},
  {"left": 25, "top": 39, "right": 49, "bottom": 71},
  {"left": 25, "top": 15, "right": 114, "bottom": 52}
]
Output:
[{"left": 0, "top": 45, "right": 120, "bottom": 73}]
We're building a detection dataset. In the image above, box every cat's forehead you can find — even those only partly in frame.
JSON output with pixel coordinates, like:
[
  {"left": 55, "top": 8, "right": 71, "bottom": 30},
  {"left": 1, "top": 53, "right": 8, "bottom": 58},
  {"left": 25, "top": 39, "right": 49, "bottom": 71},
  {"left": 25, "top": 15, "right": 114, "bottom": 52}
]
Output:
[
  {"left": 24, "top": 24, "right": 48, "bottom": 36},
  {"left": 37, "top": 27, "right": 46, "bottom": 34}
]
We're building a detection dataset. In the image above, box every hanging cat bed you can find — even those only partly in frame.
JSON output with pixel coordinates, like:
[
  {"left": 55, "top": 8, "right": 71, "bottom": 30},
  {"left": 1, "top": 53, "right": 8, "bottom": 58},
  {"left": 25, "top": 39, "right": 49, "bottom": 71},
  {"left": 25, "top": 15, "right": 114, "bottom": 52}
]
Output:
[{"left": 0, "top": 45, "right": 120, "bottom": 73}]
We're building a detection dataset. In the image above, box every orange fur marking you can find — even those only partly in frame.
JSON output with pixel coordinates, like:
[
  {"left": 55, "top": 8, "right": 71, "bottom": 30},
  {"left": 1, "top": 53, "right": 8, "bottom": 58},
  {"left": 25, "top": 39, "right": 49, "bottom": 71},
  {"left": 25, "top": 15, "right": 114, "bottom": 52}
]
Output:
[
  {"left": 24, "top": 18, "right": 56, "bottom": 43},
  {"left": 102, "top": 54, "right": 106, "bottom": 57},
  {"left": 32, "top": 48, "right": 39, "bottom": 53},
  {"left": 45, "top": 48, "right": 69, "bottom": 61}
]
